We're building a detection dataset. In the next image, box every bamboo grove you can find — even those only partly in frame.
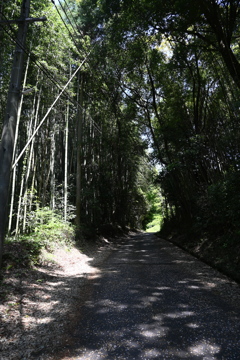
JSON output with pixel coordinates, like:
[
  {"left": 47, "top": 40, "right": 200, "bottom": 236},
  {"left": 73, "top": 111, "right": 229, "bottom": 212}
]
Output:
[
  {"left": 1, "top": 0, "right": 240, "bottom": 263},
  {"left": 0, "top": 0, "right": 156, "bottom": 264}
]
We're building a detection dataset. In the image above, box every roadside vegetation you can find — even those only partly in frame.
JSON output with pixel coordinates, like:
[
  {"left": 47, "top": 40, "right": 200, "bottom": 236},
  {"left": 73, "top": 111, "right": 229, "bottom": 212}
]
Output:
[
  {"left": 1, "top": 0, "right": 240, "bottom": 283},
  {"left": 2, "top": 207, "right": 75, "bottom": 270},
  {"left": 146, "top": 214, "right": 162, "bottom": 233}
]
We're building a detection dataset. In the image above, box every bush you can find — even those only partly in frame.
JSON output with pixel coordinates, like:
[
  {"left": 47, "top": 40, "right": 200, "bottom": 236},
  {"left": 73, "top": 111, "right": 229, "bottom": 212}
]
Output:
[
  {"left": 4, "top": 207, "right": 75, "bottom": 267},
  {"left": 31, "top": 207, "right": 75, "bottom": 250}
]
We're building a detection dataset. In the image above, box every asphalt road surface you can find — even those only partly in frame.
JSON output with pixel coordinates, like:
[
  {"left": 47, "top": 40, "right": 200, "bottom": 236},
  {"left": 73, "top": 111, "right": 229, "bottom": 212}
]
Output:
[{"left": 56, "top": 233, "right": 240, "bottom": 360}]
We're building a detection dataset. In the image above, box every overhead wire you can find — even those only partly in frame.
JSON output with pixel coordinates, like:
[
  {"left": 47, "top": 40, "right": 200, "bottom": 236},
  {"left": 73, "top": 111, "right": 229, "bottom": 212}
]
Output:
[
  {"left": 1, "top": 2, "right": 151, "bottom": 171},
  {"left": 0, "top": 10, "right": 102, "bottom": 170},
  {"left": 61, "top": 0, "right": 82, "bottom": 36},
  {"left": 12, "top": 54, "right": 89, "bottom": 169},
  {"left": 0, "top": 8, "right": 102, "bottom": 134},
  {"left": 54, "top": 2, "right": 153, "bottom": 164},
  {"left": 0, "top": 13, "right": 74, "bottom": 101},
  {"left": 53, "top": 1, "right": 150, "bottom": 150},
  {"left": 48, "top": 0, "right": 105, "bottom": 133},
  {"left": 54, "top": 2, "right": 155, "bottom": 178},
  {"left": 51, "top": 0, "right": 82, "bottom": 56},
  {"left": 53, "top": 0, "right": 127, "bottom": 117},
  {"left": 52, "top": 0, "right": 103, "bottom": 77},
  {"left": 53, "top": 1, "right": 158, "bottom": 173},
  {"left": 55, "top": 0, "right": 81, "bottom": 39},
  {"left": 50, "top": 0, "right": 105, "bottom": 131}
]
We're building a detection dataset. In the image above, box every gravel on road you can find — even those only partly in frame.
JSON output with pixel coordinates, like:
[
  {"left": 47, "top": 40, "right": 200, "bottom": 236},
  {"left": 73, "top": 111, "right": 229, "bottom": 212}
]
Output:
[{"left": 50, "top": 233, "right": 240, "bottom": 360}]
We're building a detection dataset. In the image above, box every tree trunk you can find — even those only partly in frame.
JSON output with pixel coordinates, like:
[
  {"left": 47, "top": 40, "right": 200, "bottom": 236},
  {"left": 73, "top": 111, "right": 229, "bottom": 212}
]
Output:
[
  {"left": 8, "top": 52, "right": 31, "bottom": 234},
  {"left": 23, "top": 84, "right": 42, "bottom": 231},
  {"left": 76, "top": 73, "right": 84, "bottom": 234},
  {"left": 50, "top": 123, "right": 56, "bottom": 210},
  {"left": 64, "top": 101, "right": 69, "bottom": 221},
  {"left": 0, "top": 0, "right": 30, "bottom": 266}
]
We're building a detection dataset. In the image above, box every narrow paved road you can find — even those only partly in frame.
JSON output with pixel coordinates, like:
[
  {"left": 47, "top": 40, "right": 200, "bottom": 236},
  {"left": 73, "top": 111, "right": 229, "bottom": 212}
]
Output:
[{"left": 56, "top": 233, "right": 240, "bottom": 359}]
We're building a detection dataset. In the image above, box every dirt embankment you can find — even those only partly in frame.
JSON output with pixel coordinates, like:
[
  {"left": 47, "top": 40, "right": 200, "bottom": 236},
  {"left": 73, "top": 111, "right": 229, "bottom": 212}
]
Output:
[{"left": 160, "top": 233, "right": 240, "bottom": 284}]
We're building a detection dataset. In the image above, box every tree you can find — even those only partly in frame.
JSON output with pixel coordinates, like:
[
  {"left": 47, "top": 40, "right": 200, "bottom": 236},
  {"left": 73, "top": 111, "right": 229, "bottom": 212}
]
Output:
[
  {"left": 0, "top": 0, "right": 30, "bottom": 266},
  {"left": 76, "top": 0, "right": 240, "bottom": 238}
]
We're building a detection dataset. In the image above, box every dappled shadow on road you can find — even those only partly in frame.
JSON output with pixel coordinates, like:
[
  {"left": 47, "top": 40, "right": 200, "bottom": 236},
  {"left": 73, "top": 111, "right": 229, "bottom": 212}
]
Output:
[{"left": 52, "top": 234, "right": 240, "bottom": 360}]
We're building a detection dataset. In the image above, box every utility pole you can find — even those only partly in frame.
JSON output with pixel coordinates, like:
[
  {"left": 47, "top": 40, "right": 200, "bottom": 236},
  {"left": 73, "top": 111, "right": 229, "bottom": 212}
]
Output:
[{"left": 0, "top": 0, "right": 46, "bottom": 267}]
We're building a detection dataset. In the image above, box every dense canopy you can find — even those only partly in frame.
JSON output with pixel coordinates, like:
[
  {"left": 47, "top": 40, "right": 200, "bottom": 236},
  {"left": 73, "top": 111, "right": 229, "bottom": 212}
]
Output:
[{"left": 1, "top": 0, "right": 240, "bottom": 264}]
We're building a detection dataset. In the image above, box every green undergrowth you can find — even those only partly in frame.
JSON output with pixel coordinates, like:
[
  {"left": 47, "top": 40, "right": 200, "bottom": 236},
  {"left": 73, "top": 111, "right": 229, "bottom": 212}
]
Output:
[
  {"left": 3, "top": 208, "right": 75, "bottom": 270},
  {"left": 145, "top": 214, "right": 162, "bottom": 233}
]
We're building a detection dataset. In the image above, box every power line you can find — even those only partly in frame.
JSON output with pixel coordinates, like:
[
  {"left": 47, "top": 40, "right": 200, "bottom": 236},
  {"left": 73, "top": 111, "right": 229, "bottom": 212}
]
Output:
[
  {"left": 58, "top": 0, "right": 95, "bottom": 49},
  {"left": 58, "top": 0, "right": 80, "bottom": 38},
  {"left": 35, "top": 3, "right": 104, "bottom": 134},
  {"left": 51, "top": 0, "right": 101, "bottom": 64},
  {"left": 0, "top": 10, "right": 102, "bottom": 134},
  {"left": 51, "top": 0, "right": 82, "bottom": 56},
  {"left": 60, "top": 0, "right": 81, "bottom": 36},
  {"left": 51, "top": 0, "right": 106, "bottom": 72},
  {"left": 12, "top": 55, "right": 91, "bottom": 169},
  {"left": 50, "top": 2, "right": 154, "bottom": 170},
  {"left": 0, "top": 14, "right": 73, "bottom": 98},
  {"left": 50, "top": 0, "right": 117, "bottom": 116},
  {"left": 48, "top": 0, "right": 106, "bottom": 132}
]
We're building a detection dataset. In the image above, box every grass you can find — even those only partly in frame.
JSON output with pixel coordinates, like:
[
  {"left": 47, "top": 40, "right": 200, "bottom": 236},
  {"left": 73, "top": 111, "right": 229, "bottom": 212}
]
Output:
[{"left": 145, "top": 214, "right": 162, "bottom": 233}]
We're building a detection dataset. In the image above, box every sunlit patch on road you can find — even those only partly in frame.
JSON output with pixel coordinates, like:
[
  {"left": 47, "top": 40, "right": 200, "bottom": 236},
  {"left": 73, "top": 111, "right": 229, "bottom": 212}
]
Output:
[{"left": 52, "top": 234, "right": 240, "bottom": 360}]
